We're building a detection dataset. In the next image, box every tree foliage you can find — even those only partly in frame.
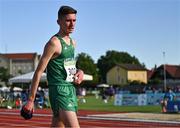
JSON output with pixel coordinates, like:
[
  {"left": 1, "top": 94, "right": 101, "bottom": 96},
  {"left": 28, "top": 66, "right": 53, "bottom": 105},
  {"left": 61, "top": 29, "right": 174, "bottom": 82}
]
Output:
[
  {"left": 97, "top": 50, "right": 143, "bottom": 82},
  {"left": 0, "top": 67, "right": 11, "bottom": 84},
  {"left": 76, "top": 52, "right": 99, "bottom": 84}
]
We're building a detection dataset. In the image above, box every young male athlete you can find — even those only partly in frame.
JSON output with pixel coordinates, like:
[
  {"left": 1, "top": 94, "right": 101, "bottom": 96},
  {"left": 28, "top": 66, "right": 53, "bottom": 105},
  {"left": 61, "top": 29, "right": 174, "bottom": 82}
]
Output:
[{"left": 24, "top": 5, "right": 84, "bottom": 127}]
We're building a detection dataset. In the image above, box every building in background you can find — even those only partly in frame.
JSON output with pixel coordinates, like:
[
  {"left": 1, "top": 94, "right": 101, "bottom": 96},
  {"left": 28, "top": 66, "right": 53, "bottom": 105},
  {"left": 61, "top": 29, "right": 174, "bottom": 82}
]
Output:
[
  {"left": 150, "top": 64, "right": 180, "bottom": 84},
  {"left": 0, "top": 53, "right": 40, "bottom": 77},
  {"left": 106, "top": 64, "right": 147, "bottom": 85}
]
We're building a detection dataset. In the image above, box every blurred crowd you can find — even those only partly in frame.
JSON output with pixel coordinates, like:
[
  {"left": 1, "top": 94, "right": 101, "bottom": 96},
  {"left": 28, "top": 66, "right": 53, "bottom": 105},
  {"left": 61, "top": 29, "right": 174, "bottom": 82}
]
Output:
[
  {"left": 0, "top": 87, "right": 49, "bottom": 109},
  {"left": 1, "top": 84, "right": 180, "bottom": 109}
]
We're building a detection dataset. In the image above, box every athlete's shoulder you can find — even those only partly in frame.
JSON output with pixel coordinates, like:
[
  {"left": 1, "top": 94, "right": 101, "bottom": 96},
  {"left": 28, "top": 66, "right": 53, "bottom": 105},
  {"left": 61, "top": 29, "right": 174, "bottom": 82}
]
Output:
[
  {"left": 46, "top": 35, "right": 60, "bottom": 47},
  {"left": 50, "top": 35, "right": 60, "bottom": 44}
]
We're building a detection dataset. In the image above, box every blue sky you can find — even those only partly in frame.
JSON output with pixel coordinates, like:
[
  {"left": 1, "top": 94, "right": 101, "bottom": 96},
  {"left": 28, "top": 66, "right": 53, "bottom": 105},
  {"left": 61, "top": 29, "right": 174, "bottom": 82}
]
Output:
[{"left": 0, "top": 0, "right": 179, "bottom": 69}]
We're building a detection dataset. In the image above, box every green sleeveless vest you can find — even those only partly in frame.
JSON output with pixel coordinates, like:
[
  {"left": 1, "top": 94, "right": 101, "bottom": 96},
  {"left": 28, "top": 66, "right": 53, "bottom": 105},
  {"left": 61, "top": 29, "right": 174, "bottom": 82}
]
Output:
[{"left": 47, "top": 35, "right": 75, "bottom": 86}]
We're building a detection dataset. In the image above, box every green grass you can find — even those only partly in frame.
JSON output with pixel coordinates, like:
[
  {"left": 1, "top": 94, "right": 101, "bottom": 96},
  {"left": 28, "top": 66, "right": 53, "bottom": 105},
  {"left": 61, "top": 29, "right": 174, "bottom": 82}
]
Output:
[
  {"left": 78, "top": 95, "right": 161, "bottom": 113},
  {"left": 0, "top": 95, "right": 162, "bottom": 113}
]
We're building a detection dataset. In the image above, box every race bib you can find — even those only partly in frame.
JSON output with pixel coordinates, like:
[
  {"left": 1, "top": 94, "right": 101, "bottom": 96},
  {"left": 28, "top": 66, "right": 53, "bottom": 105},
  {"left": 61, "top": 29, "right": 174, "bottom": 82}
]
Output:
[{"left": 64, "top": 59, "right": 77, "bottom": 82}]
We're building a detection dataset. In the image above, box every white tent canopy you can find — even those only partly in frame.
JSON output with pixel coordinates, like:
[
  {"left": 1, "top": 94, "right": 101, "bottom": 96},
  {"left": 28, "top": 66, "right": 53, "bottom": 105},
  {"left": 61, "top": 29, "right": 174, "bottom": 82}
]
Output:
[
  {"left": 0, "top": 86, "right": 10, "bottom": 92},
  {"left": 13, "top": 87, "right": 23, "bottom": 91},
  {"left": 9, "top": 71, "right": 47, "bottom": 83},
  {"left": 97, "top": 84, "right": 109, "bottom": 88},
  {"left": 83, "top": 74, "right": 93, "bottom": 81},
  {"left": 9, "top": 71, "right": 93, "bottom": 84}
]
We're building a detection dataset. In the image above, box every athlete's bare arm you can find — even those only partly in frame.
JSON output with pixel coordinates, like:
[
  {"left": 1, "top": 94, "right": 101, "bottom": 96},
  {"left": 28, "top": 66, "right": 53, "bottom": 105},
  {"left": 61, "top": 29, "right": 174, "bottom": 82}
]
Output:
[{"left": 25, "top": 36, "right": 61, "bottom": 110}]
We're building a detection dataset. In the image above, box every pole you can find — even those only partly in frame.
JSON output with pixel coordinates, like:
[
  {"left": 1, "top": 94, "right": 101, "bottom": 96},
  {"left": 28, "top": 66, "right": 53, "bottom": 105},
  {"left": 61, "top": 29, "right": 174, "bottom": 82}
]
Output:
[{"left": 163, "top": 52, "right": 166, "bottom": 92}]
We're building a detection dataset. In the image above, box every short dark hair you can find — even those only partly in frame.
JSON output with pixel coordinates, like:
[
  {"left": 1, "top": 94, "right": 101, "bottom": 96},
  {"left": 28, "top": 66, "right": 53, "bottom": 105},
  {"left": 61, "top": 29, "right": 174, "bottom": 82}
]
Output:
[{"left": 58, "top": 5, "right": 77, "bottom": 19}]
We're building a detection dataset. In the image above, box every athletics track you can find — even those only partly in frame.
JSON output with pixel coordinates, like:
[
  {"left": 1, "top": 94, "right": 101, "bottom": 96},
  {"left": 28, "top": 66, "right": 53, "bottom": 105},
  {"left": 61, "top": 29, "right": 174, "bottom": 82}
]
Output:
[{"left": 0, "top": 109, "right": 179, "bottom": 127}]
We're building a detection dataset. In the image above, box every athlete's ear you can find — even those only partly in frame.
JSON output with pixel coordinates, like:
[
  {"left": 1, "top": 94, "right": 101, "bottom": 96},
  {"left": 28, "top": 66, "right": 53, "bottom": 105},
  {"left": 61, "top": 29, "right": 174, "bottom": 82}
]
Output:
[{"left": 57, "top": 19, "right": 60, "bottom": 25}]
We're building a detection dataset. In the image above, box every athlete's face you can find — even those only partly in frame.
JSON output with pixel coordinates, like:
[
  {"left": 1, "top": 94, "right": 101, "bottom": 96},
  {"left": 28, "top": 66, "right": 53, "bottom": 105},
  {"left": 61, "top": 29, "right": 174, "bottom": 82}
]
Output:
[{"left": 58, "top": 14, "right": 76, "bottom": 34}]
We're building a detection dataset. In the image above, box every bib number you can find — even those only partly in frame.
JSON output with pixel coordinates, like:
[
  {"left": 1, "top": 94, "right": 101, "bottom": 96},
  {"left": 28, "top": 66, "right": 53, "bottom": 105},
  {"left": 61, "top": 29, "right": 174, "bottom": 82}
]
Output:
[{"left": 64, "top": 59, "right": 77, "bottom": 82}]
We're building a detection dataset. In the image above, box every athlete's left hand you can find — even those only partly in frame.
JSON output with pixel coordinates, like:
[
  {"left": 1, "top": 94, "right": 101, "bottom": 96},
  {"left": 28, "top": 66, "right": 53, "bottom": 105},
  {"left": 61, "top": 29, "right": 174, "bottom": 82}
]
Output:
[{"left": 74, "top": 69, "right": 84, "bottom": 84}]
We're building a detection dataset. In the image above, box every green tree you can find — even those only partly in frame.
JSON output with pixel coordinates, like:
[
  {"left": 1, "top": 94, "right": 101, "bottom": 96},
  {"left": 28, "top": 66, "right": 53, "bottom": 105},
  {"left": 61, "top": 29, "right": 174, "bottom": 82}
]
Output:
[
  {"left": 97, "top": 50, "right": 143, "bottom": 82},
  {"left": 76, "top": 53, "right": 99, "bottom": 84},
  {"left": 0, "top": 67, "right": 11, "bottom": 85}
]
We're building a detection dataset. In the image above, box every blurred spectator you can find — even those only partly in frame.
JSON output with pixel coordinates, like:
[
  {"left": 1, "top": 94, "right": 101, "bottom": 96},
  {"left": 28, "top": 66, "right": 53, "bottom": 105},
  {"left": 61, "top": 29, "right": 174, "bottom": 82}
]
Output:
[
  {"left": 21, "top": 89, "right": 28, "bottom": 105},
  {"left": 77, "top": 87, "right": 86, "bottom": 103},
  {"left": 43, "top": 88, "right": 49, "bottom": 108},
  {"left": 108, "top": 86, "right": 115, "bottom": 100},
  {"left": 161, "top": 87, "right": 176, "bottom": 113},
  {"left": 15, "top": 94, "right": 22, "bottom": 109},
  {"left": 81, "top": 88, "right": 86, "bottom": 103},
  {"left": 102, "top": 93, "right": 108, "bottom": 103},
  {"left": 0, "top": 96, "right": 5, "bottom": 107},
  {"left": 101, "top": 88, "right": 108, "bottom": 103},
  {"left": 35, "top": 91, "right": 44, "bottom": 109},
  {"left": 94, "top": 88, "right": 99, "bottom": 99}
]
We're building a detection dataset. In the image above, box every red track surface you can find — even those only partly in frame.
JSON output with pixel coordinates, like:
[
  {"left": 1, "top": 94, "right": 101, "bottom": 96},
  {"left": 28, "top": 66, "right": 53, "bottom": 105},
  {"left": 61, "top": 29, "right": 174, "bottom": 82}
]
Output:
[{"left": 0, "top": 109, "right": 179, "bottom": 128}]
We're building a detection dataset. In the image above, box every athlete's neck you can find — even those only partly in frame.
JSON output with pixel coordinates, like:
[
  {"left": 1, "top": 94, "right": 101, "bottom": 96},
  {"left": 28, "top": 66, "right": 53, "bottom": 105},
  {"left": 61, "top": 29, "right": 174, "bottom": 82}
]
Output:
[
  {"left": 57, "top": 32, "right": 71, "bottom": 45},
  {"left": 58, "top": 30, "right": 70, "bottom": 38}
]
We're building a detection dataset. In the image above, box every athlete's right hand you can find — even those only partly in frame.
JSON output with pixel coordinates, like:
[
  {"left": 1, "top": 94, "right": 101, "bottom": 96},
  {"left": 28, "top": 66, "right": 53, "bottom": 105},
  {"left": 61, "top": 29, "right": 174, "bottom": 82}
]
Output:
[
  {"left": 74, "top": 69, "right": 84, "bottom": 85},
  {"left": 23, "top": 100, "right": 34, "bottom": 112}
]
